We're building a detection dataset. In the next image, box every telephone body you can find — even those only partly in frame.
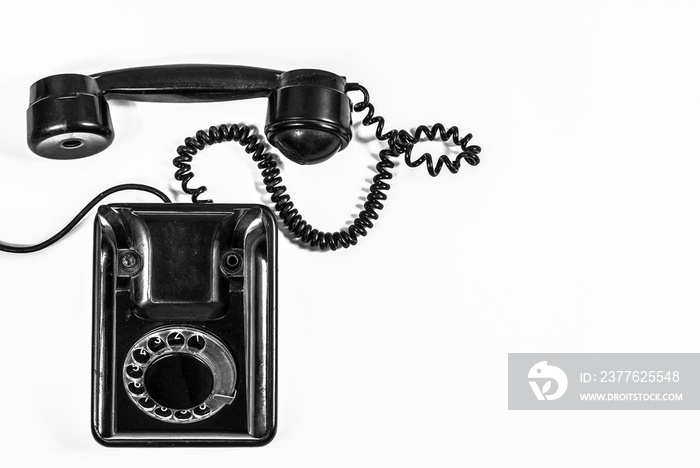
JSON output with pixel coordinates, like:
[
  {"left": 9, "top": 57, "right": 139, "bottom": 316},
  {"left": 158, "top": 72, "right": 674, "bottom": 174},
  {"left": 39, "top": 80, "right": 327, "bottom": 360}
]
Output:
[{"left": 3, "top": 63, "right": 482, "bottom": 446}]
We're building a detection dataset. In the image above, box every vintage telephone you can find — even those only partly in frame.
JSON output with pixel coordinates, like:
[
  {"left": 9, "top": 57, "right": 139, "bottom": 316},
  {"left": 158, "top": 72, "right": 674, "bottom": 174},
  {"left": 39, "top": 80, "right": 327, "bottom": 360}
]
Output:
[{"left": 2, "top": 64, "right": 482, "bottom": 446}]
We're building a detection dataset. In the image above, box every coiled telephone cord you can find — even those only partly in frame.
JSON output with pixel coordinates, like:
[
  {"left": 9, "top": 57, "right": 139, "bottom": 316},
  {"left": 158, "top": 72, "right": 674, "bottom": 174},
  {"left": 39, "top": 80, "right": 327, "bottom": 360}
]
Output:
[{"left": 172, "top": 83, "right": 482, "bottom": 251}]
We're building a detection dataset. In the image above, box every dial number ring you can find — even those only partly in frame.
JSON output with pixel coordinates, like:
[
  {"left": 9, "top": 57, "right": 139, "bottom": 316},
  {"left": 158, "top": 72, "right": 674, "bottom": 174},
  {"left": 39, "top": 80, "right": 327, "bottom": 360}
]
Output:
[{"left": 123, "top": 326, "right": 237, "bottom": 424}]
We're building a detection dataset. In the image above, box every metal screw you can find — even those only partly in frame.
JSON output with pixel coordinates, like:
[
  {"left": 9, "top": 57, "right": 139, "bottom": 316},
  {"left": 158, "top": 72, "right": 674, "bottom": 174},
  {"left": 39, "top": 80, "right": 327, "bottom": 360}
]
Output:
[
  {"left": 120, "top": 252, "right": 139, "bottom": 271},
  {"left": 220, "top": 250, "right": 243, "bottom": 276},
  {"left": 225, "top": 253, "right": 241, "bottom": 270}
]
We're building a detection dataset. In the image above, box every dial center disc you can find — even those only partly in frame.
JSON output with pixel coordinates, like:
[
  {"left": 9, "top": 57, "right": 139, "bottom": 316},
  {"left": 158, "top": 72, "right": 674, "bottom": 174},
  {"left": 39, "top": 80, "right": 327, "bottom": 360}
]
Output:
[{"left": 144, "top": 353, "right": 214, "bottom": 410}]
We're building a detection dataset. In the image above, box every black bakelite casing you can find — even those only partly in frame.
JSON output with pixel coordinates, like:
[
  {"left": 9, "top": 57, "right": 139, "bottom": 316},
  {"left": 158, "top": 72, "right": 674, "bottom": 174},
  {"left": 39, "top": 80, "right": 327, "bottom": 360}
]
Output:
[{"left": 92, "top": 203, "right": 277, "bottom": 447}]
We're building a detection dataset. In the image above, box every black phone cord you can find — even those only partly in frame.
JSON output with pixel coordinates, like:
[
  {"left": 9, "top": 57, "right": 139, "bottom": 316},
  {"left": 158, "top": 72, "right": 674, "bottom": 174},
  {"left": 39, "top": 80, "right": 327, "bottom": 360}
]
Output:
[
  {"left": 0, "top": 184, "right": 171, "bottom": 254},
  {"left": 172, "top": 83, "right": 482, "bottom": 251}
]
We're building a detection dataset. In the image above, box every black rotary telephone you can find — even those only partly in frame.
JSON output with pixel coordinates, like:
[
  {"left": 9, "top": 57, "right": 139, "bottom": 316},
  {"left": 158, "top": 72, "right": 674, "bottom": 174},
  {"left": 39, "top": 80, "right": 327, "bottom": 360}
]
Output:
[{"left": 3, "top": 64, "right": 483, "bottom": 446}]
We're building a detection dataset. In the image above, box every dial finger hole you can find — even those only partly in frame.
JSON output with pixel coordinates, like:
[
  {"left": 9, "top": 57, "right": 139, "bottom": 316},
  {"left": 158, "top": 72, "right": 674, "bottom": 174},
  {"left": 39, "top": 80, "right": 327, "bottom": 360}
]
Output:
[
  {"left": 138, "top": 397, "right": 156, "bottom": 410},
  {"left": 148, "top": 336, "right": 166, "bottom": 353},
  {"left": 126, "top": 365, "right": 143, "bottom": 379},
  {"left": 174, "top": 410, "right": 193, "bottom": 421},
  {"left": 167, "top": 332, "right": 185, "bottom": 347},
  {"left": 127, "top": 382, "right": 145, "bottom": 395},
  {"left": 132, "top": 348, "right": 150, "bottom": 364},
  {"left": 187, "top": 335, "right": 205, "bottom": 351},
  {"left": 155, "top": 407, "right": 172, "bottom": 418},
  {"left": 194, "top": 404, "right": 211, "bottom": 417}
]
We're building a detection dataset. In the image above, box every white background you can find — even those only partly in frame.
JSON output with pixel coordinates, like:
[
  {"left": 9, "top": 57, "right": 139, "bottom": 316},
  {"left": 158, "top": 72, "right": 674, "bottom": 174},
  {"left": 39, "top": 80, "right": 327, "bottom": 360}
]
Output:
[{"left": 1, "top": 0, "right": 698, "bottom": 466}]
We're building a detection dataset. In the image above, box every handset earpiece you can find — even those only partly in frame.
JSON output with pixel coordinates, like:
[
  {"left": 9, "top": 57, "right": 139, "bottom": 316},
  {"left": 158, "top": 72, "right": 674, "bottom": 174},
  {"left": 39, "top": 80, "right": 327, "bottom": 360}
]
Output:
[
  {"left": 26, "top": 65, "right": 352, "bottom": 164},
  {"left": 27, "top": 73, "right": 114, "bottom": 160},
  {"left": 265, "top": 69, "right": 351, "bottom": 164}
]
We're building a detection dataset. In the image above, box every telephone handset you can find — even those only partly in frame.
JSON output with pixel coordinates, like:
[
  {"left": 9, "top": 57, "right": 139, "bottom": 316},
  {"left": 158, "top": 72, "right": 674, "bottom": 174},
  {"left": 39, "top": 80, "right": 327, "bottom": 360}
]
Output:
[
  {"left": 28, "top": 65, "right": 352, "bottom": 165},
  {"left": 4, "top": 63, "right": 484, "bottom": 446}
]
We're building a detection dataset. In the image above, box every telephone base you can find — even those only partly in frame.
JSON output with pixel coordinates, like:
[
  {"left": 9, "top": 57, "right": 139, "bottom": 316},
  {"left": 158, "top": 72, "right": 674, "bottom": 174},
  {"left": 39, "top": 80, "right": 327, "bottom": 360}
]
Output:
[{"left": 91, "top": 203, "right": 277, "bottom": 447}]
